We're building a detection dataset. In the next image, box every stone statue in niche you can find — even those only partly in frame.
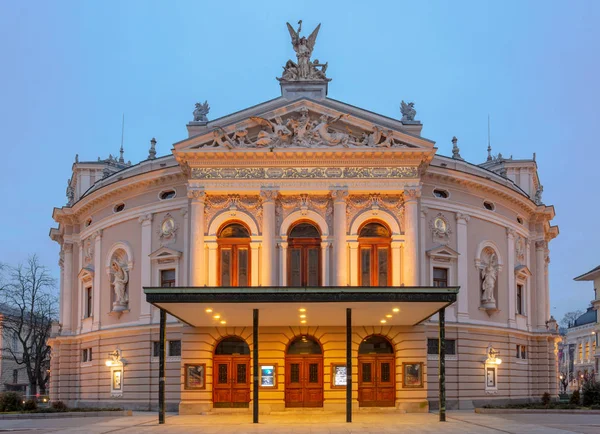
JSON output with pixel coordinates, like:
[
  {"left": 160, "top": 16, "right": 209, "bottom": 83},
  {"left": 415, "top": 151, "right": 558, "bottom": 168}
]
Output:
[
  {"left": 480, "top": 251, "right": 498, "bottom": 309},
  {"left": 111, "top": 260, "right": 129, "bottom": 311}
]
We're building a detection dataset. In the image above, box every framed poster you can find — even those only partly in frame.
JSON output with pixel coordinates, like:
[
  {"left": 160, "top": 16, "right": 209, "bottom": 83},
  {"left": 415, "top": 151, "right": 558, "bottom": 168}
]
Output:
[
  {"left": 402, "top": 362, "right": 423, "bottom": 388},
  {"left": 112, "top": 369, "right": 122, "bottom": 390},
  {"left": 486, "top": 366, "right": 496, "bottom": 388},
  {"left": 331, "top": 364, "right": 347, "bottom": 388},
  {"left": 260, "top": 364, "right": 277, "bottom": 388},
  {"left": 184, "top": 364, "right": 206, "bottom": 390}
]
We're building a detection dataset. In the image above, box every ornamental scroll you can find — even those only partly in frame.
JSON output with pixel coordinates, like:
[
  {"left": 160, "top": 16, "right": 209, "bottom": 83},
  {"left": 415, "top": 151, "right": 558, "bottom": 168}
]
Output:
[
  {"left": 204, "top": 195, "right": 262, "bottom": 233},
  {"left": 345, "top": 194, "right": 404, "bottom": 232}
]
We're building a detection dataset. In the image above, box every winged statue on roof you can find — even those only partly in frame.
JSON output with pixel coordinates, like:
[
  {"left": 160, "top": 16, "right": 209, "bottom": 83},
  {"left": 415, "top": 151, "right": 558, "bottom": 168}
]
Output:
[{"left": 279, "top": 20, "right": 330, "bottom": 81}]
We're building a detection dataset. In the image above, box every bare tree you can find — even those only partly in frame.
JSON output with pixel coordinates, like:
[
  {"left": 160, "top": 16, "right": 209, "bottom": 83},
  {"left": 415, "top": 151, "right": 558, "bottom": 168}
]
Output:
[
  {"left": 0, "top": 255, "right": 58, "bottom": 396},
  {"left": 560, "top": 310, "right": 584, "bottom": 328}
]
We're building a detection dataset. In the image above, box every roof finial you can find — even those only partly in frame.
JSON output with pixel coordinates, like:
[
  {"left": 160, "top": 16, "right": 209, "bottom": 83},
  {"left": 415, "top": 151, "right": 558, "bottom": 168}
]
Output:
[
  {"left": 451, "top": 136, "right": 463, "bottom": 160},
  {"left": 486, "top": 114, "right": 492, "bottom": 161},
  {"left": 119, "top": 113, "right": 125, "bottom": 163},
  {"left": 148, "top": 137, "right": 157, "bottom": 160}
]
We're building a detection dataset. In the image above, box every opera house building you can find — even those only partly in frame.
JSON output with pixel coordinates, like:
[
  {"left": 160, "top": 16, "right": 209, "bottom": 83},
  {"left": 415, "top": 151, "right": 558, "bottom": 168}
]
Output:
[{"left": 48, "top": 23, "right": 560, "bottom": 419}]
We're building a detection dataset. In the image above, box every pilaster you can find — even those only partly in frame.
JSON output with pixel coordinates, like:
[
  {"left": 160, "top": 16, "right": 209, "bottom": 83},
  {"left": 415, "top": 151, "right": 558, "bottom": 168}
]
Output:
[
  {"left": 456, "top": 213, "right": 470, "bottom": 321},
  {"left": 260, "top": 188, "right": 278, "bottom": 286},
  {"left": 207, "top": 242, "right": 218, "bottom": 286},
  {"left": 506, "top": 228, "right": 516, "bottom": 328},
  {"left": 279, "top": 240, "right": 288, "bottom": 286},
  {"left": 403, "top": 185, "right": 421, "bottom": 286},
  {"left": 62, "top": 242, "right": 73, "bottom": 334},
  {"left": 331, "top": 188, "right": 349, "bottom": 286},
  {"left": 139, "top": 213, "right": 153, "bottom": 323},
  {"left": 92, "top": 230, "right": 102, "bottom": 331},
  {"left": 535, "top": 240, "right": 547, "bottom": 329},
  {"left": 321, "top": 241, "right": 330, "bottom": 286},
  {"left": 187, "top": 185, "right": 206, "bottom": 286}
]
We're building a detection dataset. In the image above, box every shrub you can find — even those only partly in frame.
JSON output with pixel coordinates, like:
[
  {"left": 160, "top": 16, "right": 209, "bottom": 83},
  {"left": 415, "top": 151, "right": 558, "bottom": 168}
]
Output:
[
  {"left": 0, "top": 392, "right": 24, "bottom": 412},
  {"left": 570, "top": 390, "right": 581, "bottom": 405},
  {"left": 541, "top": 392, "right": 551, "bottom": 406},
  {"left": 51, "top": 401, "right": 67, "bottom": 412},
  {"left": 22, "top": 399, "right": 37, "bottom": 411},
  {"left": 582, "top": 381, "right": 600, "bottom": 406}
]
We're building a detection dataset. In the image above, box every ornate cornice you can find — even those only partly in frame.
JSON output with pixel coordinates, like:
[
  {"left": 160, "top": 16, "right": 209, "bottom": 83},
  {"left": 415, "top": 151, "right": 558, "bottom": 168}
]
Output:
[{"left": 191, "top": 166, "right": 418, "bottom": 180}]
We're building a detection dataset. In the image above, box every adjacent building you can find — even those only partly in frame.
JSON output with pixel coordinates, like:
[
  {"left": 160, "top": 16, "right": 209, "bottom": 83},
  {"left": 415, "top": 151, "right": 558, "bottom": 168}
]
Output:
[
  {"left": 574, "top": 265, "right": 600, "bottom": 382},
  {"left": 48, "top": 23, "right": 560, "bottom": 414}
]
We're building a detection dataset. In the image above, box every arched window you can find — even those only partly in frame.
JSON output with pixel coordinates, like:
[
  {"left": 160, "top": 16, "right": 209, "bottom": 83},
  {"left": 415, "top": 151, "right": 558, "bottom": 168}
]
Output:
[
  {"left": 288, "top": 222, "right": 321, "bottom": 287},
  {"left": 218, "top": 222, "right": 250, "bottom": 287},
  {"left": 358, "top": 335, "right": 394, "bottom": 354},
  {"left": 287, "top": 335, "right": 322, "bottom": 355},
  {"left": 215, "top": 336, "right": 250, "bottom": 355},
  {"left": 358, "top": 222, "right": 391, "bottom": 286}
]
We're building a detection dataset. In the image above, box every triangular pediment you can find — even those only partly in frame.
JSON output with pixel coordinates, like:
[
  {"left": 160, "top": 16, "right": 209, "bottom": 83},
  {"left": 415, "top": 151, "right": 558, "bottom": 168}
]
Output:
[
  {"left": 426, "top": 245, "right": 460, "bottom": 261},
  {"left": 514, "top": 264, "right": 532, "bottom": 279},
  {"left": 149, "top": 247, "right": 182, "bottom": 260},
  {"left": 78, "top": 266, "right": 94, "bottom": 281},
  {"left": 174, "top": 98, "right": 435, "bottom": 156}
]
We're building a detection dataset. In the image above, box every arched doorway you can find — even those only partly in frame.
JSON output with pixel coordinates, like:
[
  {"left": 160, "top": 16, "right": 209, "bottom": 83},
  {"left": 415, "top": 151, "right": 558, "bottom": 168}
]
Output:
[
  {"left": 288, "top": 222, "right": 321, "bottom": 287},
  {"left": 358, "top": 335, "right": 395, "bottom": 407},
  {"left": 358, "top": 221, "right": 391, "bottom": 286},
  {"left": 285, "top": 335, "right": 323, "bottom": 407},
  {"left": 213, "top": 336, "right": 251, "bottom": 408},
  {"left": 217, "top": 222, "right": 251, "bottom": 286}
]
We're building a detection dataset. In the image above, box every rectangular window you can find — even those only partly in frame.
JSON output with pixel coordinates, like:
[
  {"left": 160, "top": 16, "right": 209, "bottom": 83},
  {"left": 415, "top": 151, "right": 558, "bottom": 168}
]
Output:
[
  {"left": 237, "top": 248, "right": 249, "bottom": 287},
  {"left": 516, "top": 284, "right": 524, "bottom": 315},
  {"left": 427, "top": 338, "right": 456, "bottom": 355},
  {"left": 85, "top": 287, "right": 93, "bottom": 318},
  {"left": 160, "top": 269, "right": 176, "bottom": 288},
  {"left": 516, "top": 344, "right": 527, "bottom": 359},
  {"left": 153, "top": 341, "right": 160, "bottom": 358},
  {"left": 360, "top": 248, "right": 371, "bottom": 287},
  {"left": 433, "top": 268, "right": 448, "bottom": 287},
  {"left": 220, "top": 249, "right": 232, "bottom": 286},
  {"left": 82, "top": 348, "right": 92, "bottom": 362},
  {"left": 12, "top": 370, "right": 18, "bottom": 384},
  {"left": 168, "top": 340, "right": 181, "bottom": 357},
  {"left": 289, "top": 248, "right": 302, "bottom": 287},
  {"left": 377, "top": 248, "right": 389, "bottom": 286}
]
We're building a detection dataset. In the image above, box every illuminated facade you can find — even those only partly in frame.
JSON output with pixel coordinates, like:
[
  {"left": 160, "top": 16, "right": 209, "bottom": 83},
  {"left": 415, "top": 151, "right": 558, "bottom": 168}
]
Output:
[{"left": 48, "top": 23, "right": 560, "bottom": 415}]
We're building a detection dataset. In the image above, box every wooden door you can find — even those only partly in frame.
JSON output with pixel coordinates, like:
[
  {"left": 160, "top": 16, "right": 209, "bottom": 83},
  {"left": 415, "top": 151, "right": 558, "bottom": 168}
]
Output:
[
  {"left": 358, "top": 355, "right": 395, "bottom": 407},
  {"left": 288, "top": 244, "right": 321, "bottom": 287},
  {"left": 285, "top": 357, "right": 323, "bottom": 407},
  {"left": 213, "top": 356, "right": 250, "bottom": 408}
]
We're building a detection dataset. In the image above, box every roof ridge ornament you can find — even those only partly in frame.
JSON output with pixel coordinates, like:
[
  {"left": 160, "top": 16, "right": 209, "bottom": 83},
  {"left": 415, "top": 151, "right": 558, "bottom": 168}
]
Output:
[{"left": 278, "top": 20, "right": 330, "bottom": 83}]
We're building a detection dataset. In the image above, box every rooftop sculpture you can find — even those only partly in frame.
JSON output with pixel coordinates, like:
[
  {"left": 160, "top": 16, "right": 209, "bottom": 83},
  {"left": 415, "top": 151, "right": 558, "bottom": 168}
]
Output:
[{"left": 278, "top": 20, "right": 330, "bottom": 82}]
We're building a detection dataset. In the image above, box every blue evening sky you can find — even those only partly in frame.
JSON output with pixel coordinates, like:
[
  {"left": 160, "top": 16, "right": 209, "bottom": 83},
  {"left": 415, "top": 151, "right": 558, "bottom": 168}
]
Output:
[{"left": 0, "top": 1, "right": 598, "bottom": 322}]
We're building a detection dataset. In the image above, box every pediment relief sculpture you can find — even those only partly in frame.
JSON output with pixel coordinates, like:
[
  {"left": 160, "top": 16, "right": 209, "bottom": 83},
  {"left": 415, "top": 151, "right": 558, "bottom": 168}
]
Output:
[{"left": 192, "top": 107, "right": 416, "bottom": 151}]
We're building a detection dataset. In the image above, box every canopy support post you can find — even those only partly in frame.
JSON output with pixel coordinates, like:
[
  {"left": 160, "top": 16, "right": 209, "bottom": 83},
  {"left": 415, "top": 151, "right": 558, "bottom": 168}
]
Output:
[
  {"left": 346, "top": 307, "right": 352, "bottom": 423},
  {"left": 439, "top": 307, "right": 446, "bottom": 422},
  {"left": 253, "top": 308, "right": 259, "bottom": 424},
  {"left": 159, "top": 308, "right": 166, "bottom": 424}
]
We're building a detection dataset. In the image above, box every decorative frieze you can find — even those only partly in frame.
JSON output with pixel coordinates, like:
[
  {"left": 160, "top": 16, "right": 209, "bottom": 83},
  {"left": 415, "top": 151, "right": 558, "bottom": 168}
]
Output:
[
  {"left": 345, "top": 193, "right": 403, "bottom": 232},
  {"left": 191, "top": 166, "right": 418, "bottom": 180},
  {"left": 204, "top": 195, "right": 262, "bottom": 232}
]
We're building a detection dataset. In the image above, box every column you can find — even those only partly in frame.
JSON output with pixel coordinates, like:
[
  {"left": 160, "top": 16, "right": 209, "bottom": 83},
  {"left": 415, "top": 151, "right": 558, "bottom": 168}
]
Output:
[
  {"left": 403, "top": 185, "right": 421, "bottom": 286},
  {"left": 526, "top": 239, "right": 532, "bottom": 330},
  {"left": 260, "top": 189, "right": 278, "bottom": 286},
  {"left": 506, "top": 228, "right": 516, "bottom": 328},
  {"left": 545, "top": 252, "right": 551, "bottom": 323},
  {"left": 456, "top": 213, "right": 470, "bottom": 321},
  {"left": 62, "top": 242, "right": 73, "bottom": 334},
  {"left": 139, "top": 213, "right": 153, "bottom": 322},
  {"left": 181, "top": 209, "right": 189, "bottom": 286},
  {"left": 279, "top": 241, "right": 288, "bottom": 286},
  {"left": 346, "top": 308, "right": 352, "bottom": 423},
  {"left": 253, "top": 309, "right": 259, "bottom": 423},
  {"left": 439, "top": 308, "right": 446, "bottom": 422},
  {"left": 348, "top": 242, "right": 359, "bottom": 286},
  {"left": 535, "top": 240, "right": 547, "bottom": 328},
  {"left": 187, "top": 186, "right": 206, "bottom": 286},
  {"left": 331, "top": 188, "right": 348, "bottom": 286},
  {"left": 251, "top": 241, "right": 260, "bottom": 286},
  {"left": 207, "top": 243, "right": 218, "bottom": 286},
  {"left": 321, "top": 242, "right": 330, "bottom": 286},
  {"left": 158, "top": 308, "right": 166, "bottom": 424},
  {"left": 391, "top": 241, "right": 402, "bottom": 286},
  {"left": 420, "top": 207, "right": 428, "bottom": 284},
  {"left": 76, "top": 241, "right": 83, "bottom": 332},
  {"left": 92, "top": 230, "right": 102, "bottom": 330}
]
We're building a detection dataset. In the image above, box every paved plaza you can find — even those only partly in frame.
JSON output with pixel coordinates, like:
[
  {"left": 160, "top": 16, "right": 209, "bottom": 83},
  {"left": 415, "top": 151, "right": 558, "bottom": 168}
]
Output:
[{"left": 0, "top": 411, "right": 599, "bottom": 434}]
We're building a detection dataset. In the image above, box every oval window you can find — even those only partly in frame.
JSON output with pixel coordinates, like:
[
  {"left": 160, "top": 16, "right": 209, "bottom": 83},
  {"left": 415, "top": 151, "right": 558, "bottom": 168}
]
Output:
[
  {"left": 483, "top": 201, "right": 495, "bottom": 211},
  {"left": 113, "top": 203, "right": 125, "bottom": 213},
  {"left": 517, "top": 216, "right": 524, "bottom": 225},
  {"left": 85, "top": 218, "right": 92, "bottom": 227},
  {"left": 433, "top": 189, "right": 449, "bottom": 199},
  {"left": 159, "top": 190, "right": 176, "bottom": 200}
]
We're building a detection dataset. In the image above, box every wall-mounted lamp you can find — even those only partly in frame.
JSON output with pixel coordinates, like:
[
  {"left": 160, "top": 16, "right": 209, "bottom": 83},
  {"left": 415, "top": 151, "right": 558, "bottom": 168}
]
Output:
[
  {"left": 484, "top": 345, "right": 502, "bottom": 365},
  {"left": 105, "top": 349, "right": 126, "bottom": 367}
]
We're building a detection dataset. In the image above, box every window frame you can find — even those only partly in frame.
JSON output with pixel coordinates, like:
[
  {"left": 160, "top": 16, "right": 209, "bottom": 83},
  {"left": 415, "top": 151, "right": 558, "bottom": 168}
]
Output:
[
  {"left": 357, "top": 221, "right": 392, "bottom": 287},
  {"left": 432, "top": 267, "right": 449, "bottom": 288},
  {"left": 160, "top": 268, "right": 176, "bottom": 288},
  {"left": 217, "top": 222, "right": 251, "bottom": 287},
  {"left": 287, "top": 221, "right": 322, "bottom": 287},
  {"left": 426, "top": 338, "right": 458, "bottom": 360},
  {"left": 152, "top": 339, "right": 182, "bottom": 361}
]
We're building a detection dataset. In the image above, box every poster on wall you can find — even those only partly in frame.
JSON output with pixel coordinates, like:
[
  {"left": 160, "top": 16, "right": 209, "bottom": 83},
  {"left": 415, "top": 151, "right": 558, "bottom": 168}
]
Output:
[
  {"left": 332, "top": 364, "right": 347, "bottom": 387},
  {"left": 486, "top": 366, "right": 496, "bottom": 388},
  {"left": 112, "top": 369, "right": 122, "bottom": 390},
  {"left": 185, "top": 364, "right": 206, "bottom": 390},
  {"left": 402, "top": 362, "right": 423, "bottom": 388},
  {"left": 260, "top": 365, "right": 276, "bottom": 388}
]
